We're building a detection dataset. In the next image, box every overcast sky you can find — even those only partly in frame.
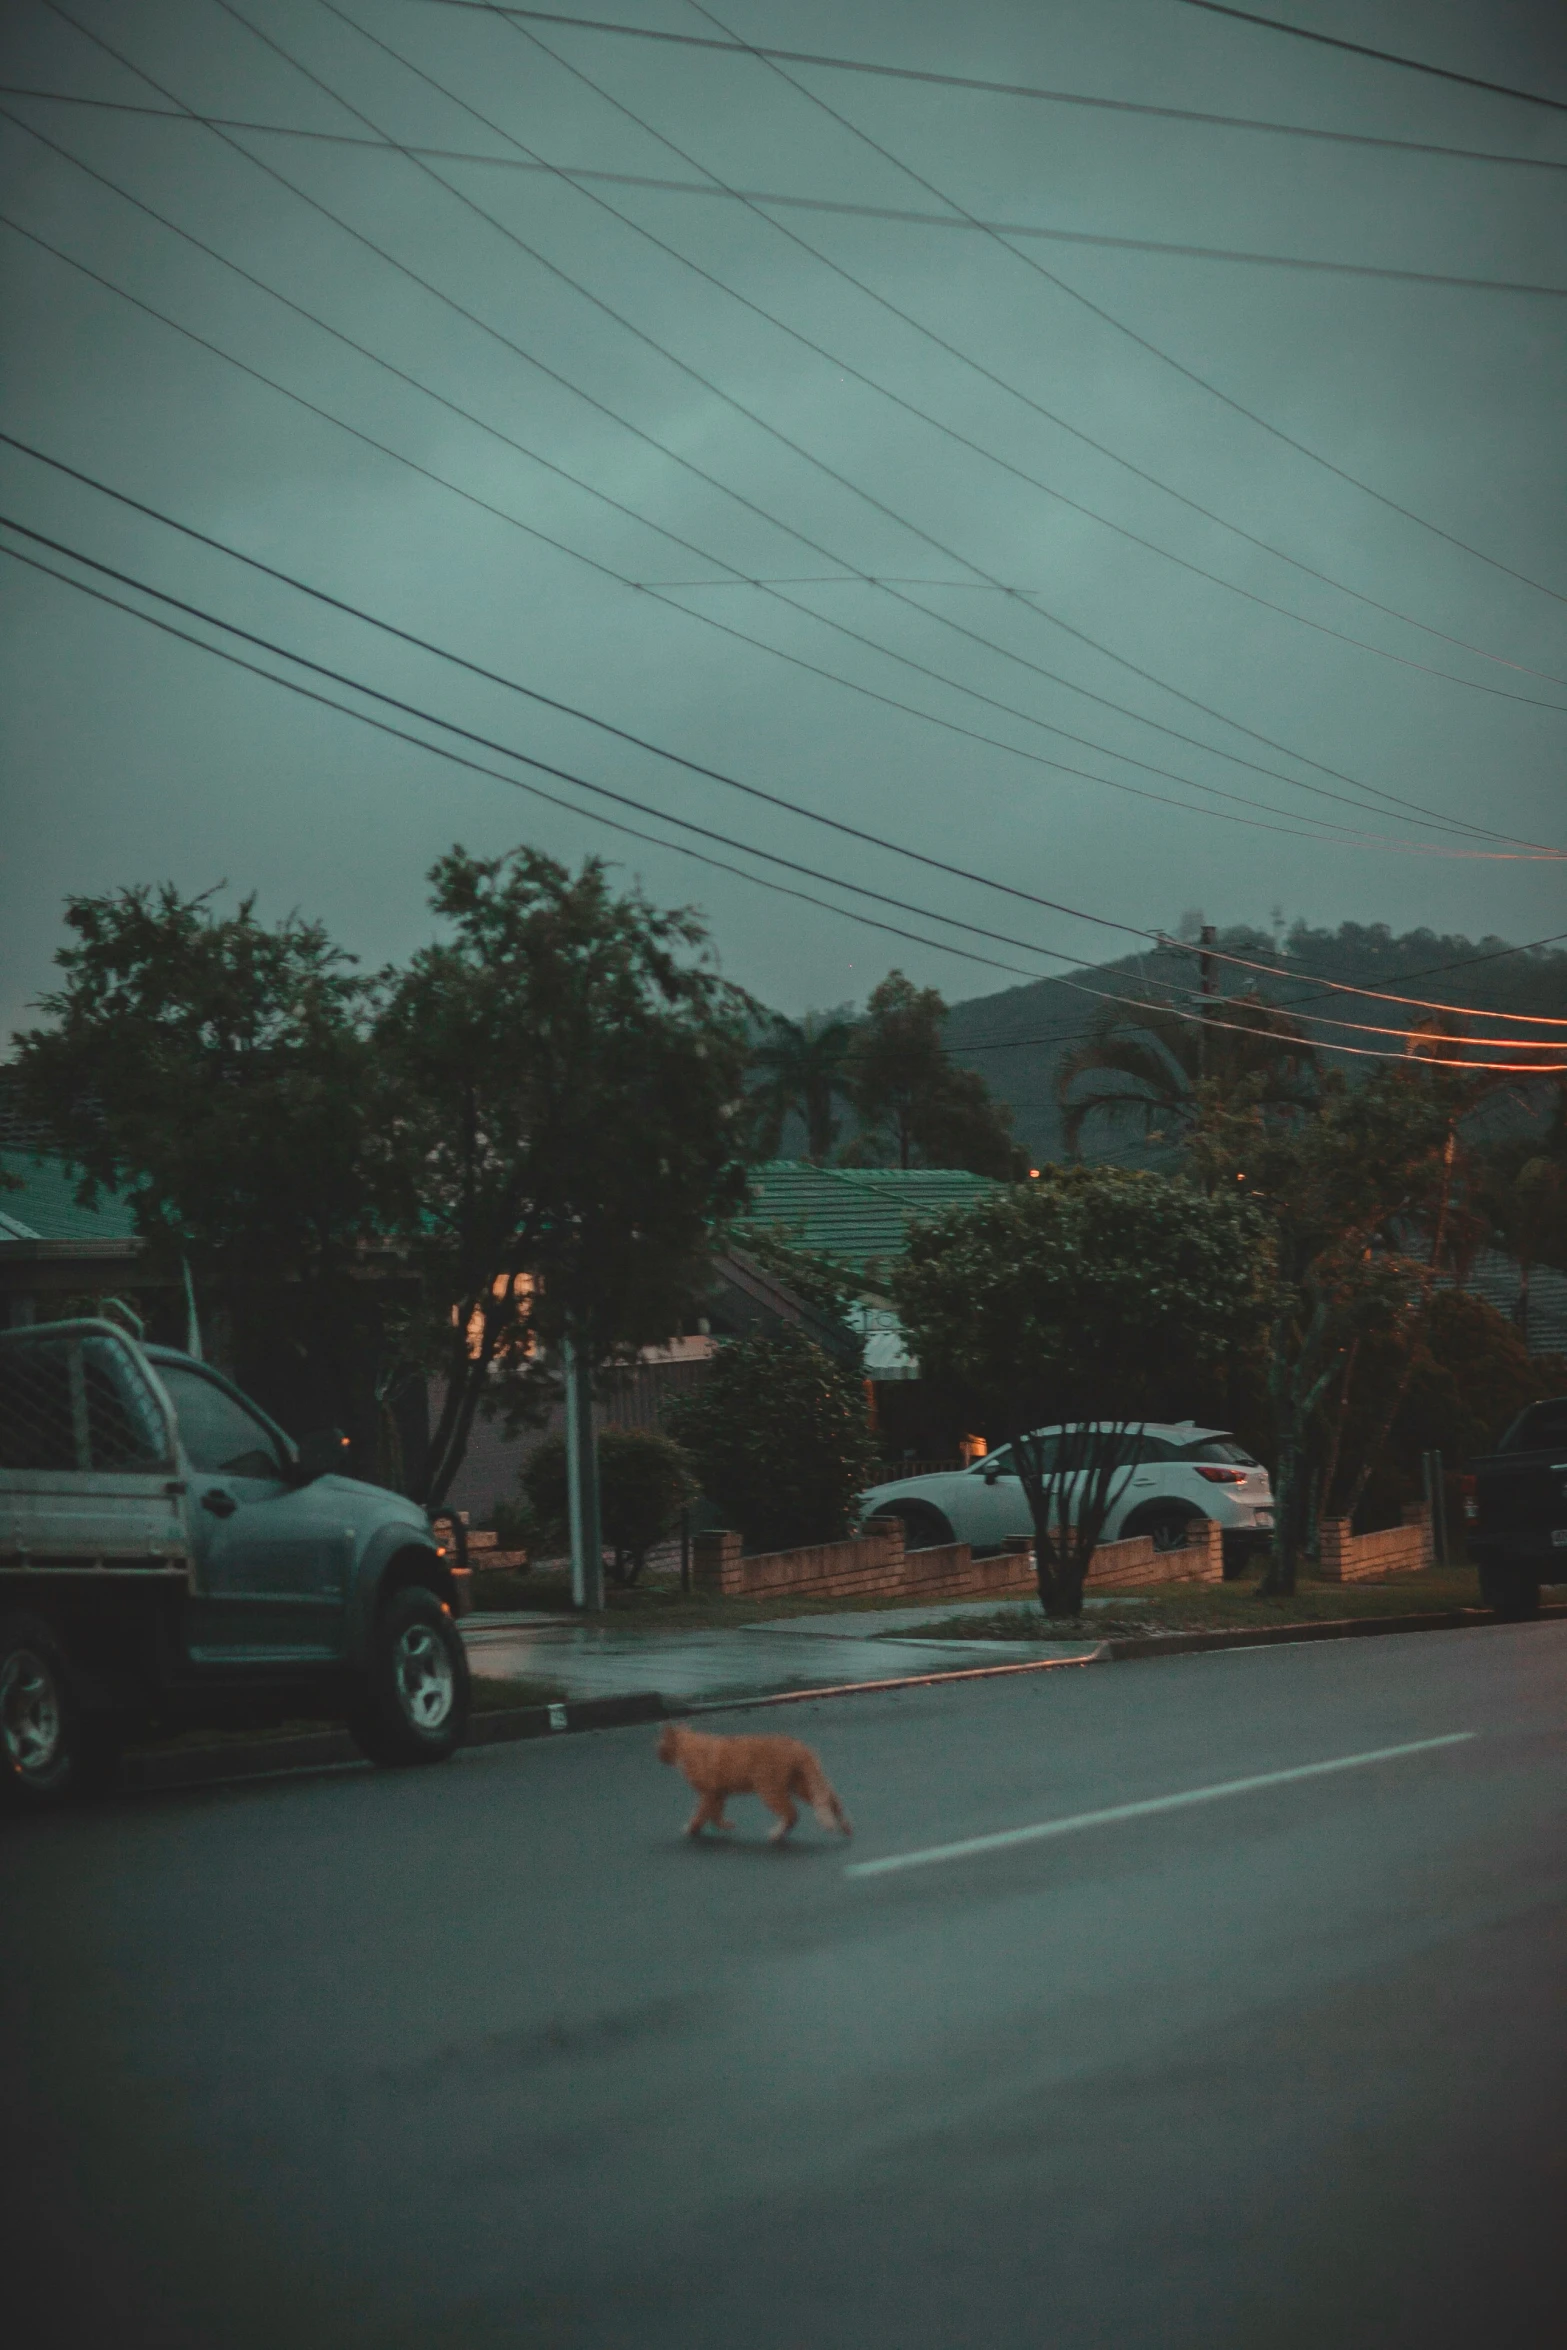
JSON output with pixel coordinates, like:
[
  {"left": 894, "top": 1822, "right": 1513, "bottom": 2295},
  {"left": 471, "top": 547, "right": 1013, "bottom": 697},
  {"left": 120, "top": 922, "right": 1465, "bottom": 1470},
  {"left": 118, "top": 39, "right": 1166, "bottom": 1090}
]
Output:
[{"left": 3, "top": 0, "right": 1565, "bottom": 1045}]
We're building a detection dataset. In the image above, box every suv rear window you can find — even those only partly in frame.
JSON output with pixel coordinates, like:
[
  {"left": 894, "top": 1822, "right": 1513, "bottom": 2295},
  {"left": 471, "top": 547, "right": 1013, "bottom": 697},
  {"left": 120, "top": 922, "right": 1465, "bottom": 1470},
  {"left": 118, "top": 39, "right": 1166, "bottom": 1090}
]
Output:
[
  {"left": 1170, "top": 1437, "right": 1258, "bottom": 1465},
  {"left": 1499, "top": 1400, "right": 1567, "bottom": 1454}
]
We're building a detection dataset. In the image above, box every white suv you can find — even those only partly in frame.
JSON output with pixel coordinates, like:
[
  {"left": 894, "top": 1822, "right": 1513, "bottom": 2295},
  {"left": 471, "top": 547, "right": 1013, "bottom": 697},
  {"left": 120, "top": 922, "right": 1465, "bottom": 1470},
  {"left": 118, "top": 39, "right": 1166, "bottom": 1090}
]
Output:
[{"left": 861, "top": 1422, "right": 1274, "bottom": 1575}]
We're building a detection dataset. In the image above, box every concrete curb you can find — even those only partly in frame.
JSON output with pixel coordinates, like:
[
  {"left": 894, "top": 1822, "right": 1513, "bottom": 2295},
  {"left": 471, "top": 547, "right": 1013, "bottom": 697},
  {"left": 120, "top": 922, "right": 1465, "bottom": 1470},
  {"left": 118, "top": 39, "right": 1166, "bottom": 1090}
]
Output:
[
  {"left": 113, "top": 1602, "right": 1567, "bottom": 1794},
  {"left": 1095, "top": 1602, "right": 1567, "bottom": 1665},
  {"left": 119, "top": 1691, "right": 670, "bottom": 1795}
]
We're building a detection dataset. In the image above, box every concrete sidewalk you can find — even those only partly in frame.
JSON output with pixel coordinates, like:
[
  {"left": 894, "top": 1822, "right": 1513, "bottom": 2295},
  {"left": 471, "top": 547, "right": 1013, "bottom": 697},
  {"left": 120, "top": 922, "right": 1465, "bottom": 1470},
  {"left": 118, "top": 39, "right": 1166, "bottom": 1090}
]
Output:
[{"left": 461, "top": 1604, "right": 1096, "bottom": 1706}]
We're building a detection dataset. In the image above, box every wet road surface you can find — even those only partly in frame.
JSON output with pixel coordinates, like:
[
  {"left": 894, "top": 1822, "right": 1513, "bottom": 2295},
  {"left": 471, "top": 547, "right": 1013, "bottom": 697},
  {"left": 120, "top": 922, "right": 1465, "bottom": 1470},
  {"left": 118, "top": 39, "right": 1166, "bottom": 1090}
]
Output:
[{"left": 4, "top": 1621, "right": 1564, "bottom": 2348}]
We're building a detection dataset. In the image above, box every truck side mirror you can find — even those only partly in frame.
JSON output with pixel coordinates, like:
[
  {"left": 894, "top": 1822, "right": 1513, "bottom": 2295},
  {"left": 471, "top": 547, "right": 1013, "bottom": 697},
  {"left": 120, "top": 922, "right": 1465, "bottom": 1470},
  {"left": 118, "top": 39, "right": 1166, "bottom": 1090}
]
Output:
[{"left": 294, "top": 1428, "right": 350, "bottom": 1484}]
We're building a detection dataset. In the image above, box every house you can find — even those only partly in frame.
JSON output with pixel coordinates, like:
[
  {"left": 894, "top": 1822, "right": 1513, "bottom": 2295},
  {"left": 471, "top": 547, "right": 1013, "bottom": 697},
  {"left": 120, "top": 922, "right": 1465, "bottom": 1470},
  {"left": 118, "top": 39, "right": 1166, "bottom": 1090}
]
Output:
[
  {"left": 0, "top": 1128, "right": 170, "bottom": 1332},
  {"left": 726, "top": 1159, "right": 1006, "bottom": 1465},
  {"left": 438, "top": 1164, "right": 1007, "bottom": 1520}
]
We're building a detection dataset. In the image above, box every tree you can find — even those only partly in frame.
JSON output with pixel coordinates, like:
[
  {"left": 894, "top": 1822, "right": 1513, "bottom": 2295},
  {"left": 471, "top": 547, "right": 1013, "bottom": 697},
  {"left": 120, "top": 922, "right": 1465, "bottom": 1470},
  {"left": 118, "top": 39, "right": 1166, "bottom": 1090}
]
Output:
[
  {"left": 520, "top": 1426, "right": 695, "bottom": 1584},
  {"left": 1189, "top": 1068, "right": 1452, "bottom": 1594},
  {"left": 1321, "top": 1289, "right": 1564, "bottom": 1534},
  {"left": 749, "top": 1010, "right": 856, "bottom": 1160},
  {"left": 10, "top": 884, "right": 396, "bottom": 1464},
  {"left": 1472, "top": 1076, "right": 1567, "bottom": 1347},
  {"left": 844, "top": 971, "right": 1026, "bottom": 1176},
  {"left": 1056, "top": 989, "right": 1316, "bottom": 1160},
  {"left": 373, "top": 847, "right": 754, "bottom": 1506},
  {"left": 666, "top": 1323, "right": 877, "bottom": 1554},
  {"left": 890, "top": 1167, "right": 1270, "bottom": 1616}
]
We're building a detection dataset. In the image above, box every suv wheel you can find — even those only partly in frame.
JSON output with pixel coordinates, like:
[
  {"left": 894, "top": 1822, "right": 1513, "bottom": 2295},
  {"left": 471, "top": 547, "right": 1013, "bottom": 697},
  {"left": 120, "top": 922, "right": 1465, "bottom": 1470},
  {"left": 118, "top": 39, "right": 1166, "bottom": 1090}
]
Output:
[
  {"left": 872, "top": 1502, "right": 954, "bottom": 1551},
  {"left": 1128, "top": 1503, "right": 1201, "bottom": 1554},
  {"left": 0, "top": 1613, "right": 123, "bottom": 1809},
  {"left": 348, "top": 1586, "right": 471, "bottom": 1767}
]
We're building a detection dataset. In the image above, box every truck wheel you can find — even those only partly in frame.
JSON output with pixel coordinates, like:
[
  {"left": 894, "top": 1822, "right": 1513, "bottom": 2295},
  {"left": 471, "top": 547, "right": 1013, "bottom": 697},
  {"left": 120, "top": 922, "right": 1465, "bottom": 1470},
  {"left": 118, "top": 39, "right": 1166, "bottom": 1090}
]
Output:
[
  {"left": 348, "top": 1586, "right": 471, "bottom": 1767},
  {"left": 1478, "top": 1562, "right": 1541, "bottom": 1621},
  {"left": 0, "top": 1613, "right": 122, "bottom": 1809}
]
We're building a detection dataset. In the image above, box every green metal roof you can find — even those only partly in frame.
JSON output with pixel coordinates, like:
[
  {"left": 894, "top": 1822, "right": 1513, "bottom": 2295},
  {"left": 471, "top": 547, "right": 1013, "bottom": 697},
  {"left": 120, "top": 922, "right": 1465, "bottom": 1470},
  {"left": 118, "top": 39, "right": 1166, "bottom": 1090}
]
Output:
[
  {"left": 0, "top": 1153, "right": 139, "bottom": 1244},
  {"left": 732, "top": 1161, "right": 1002, "bottom": 1278}
]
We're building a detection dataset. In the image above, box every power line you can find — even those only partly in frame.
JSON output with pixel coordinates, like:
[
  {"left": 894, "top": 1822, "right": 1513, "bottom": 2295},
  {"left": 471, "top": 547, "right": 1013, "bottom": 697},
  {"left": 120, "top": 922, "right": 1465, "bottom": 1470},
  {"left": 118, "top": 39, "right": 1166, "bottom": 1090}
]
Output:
[
  {"left": 941, "top": 943, "right": 1567, "bottom": 1051},
  {"left": 20, "top": 56, "right": 1539, "bottom": 857},
  {"left": 14, "top": 97, "right": 1558, "bottom": 693},
  {"left": 955, "top": 929, "right": 1567, "bottom": 1052},
  {"left": 0, "top": 535, "right": 1057, "bottom": 987},
  {"left": 6, "top": 211, "right": 1465, "bottom": 863},
  {"left": 7, "top": 76, "right": 1563, "bottom": 299},
  {"left": 286, "top": 12, "right": 1565, "bottom": 712},
  {"left": 16, "top": 431, "right": 1564, "bottom": 1055},
  {"left": 411, "top": 2, "right": 1567, "bottom": 161},
  {"left": 0, "top": 546, "right": 1035, "bottom": 987},
  {"left": 478, "top": 29, "right": 1567, "bottom": 700},
  {"left": 19, "top": 71, "right": 1550, "bottom": 696},
  {"left": 1167, "top": 2, "right": 1567, "bottom": 114},
  {"left": 216, "top": 0, "right": 1544, "bottom": 848},
  {"left": 1180, "top": 935, "right": 1567, "bottom": 1024},
  {"left": 9, "top": 520, "right": 1562, "bottom": 1073},
  {"left": 684, "top": 0, "right": 1567, "bottom": 611},
  {"left": 21, "top": 46, "right": 1453, "bottom": 854},
  {"left": 0, "top": 508, "right": 1140, "bottom": 952}
]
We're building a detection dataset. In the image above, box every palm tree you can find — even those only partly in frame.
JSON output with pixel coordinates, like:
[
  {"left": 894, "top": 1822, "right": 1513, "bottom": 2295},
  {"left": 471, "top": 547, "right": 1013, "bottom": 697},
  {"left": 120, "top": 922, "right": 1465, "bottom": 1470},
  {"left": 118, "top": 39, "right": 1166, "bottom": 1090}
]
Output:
[
  {"left": 750, "top": 1010, "right": 856, "bottom": 1161},
  {"left": 1056, "top": 989, "right": 1316, "bottom": 1158}
]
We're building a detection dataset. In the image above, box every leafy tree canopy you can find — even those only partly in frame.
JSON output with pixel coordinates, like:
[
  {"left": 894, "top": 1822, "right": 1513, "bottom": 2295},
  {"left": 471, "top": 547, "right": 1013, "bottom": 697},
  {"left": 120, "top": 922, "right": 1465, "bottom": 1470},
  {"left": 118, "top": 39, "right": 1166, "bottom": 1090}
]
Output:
[
  {"left": 1188, "top": 1064, "right": 1453, "bottom": 1591},
  {"left": 520, "top": 1425, "right": 695, "bottom": 1585},
  {"left": 890, "top": 1165, "right": 1269, "bottom": 1612},
  {"left": 748, "top": 1009, "right": 855, "bottom": 1162},
  {"left": 11, "top": 883, "right": 387, "bottom": 1452},
  {"left": 13, "top": 849, "right": 757, "bottom": 1505},
  {"left": 1056, "top": 989, "right": 1315, "bottom": 1159},
  {"left": 374, "top": 846, "right": 754, "bottom": 1502},
  {"left": 667, "top": 1323, "right": 876, "bottom": 1554},
  {"left": 844, "top": 971, "right": 1025, "bottom": 1178}
]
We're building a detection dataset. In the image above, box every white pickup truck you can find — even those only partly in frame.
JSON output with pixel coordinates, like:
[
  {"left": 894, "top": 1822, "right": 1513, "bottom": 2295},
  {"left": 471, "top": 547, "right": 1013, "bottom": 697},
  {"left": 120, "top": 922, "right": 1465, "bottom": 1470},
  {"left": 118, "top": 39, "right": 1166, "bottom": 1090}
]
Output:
[{"left": 0, "top": 1319, "right": 472, "bottom": 1807}]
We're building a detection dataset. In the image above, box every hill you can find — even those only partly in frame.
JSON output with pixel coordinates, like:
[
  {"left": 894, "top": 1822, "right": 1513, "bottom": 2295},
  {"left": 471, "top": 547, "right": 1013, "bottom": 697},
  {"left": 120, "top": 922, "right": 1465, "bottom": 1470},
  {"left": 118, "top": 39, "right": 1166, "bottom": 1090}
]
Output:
[{"left": 944, "top": 921, "right": 1567, "bottom": 1167}]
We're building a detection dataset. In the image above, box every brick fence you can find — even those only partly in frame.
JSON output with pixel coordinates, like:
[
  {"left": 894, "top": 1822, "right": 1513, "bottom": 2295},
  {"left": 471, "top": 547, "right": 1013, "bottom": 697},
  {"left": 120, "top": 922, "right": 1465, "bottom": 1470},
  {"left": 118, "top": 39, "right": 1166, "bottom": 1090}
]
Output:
[
  {"left": 1086, "top": 1518, "right": 1223, "bottom": 1587},
  {"left": 1318, "top": 1503, "right": 1432, "bottom": 1584},
  {"left": 693, "top": 1515, "right": 1223, "bottom": 1603}
]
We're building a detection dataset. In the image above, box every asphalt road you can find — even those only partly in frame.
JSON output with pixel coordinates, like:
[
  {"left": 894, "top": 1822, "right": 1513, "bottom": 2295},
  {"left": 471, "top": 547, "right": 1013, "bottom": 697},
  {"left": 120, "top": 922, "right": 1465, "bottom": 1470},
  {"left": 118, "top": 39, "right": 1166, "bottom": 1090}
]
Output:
[{"left": 4, "top": 1624, "right": 1565, "bottom": 2350}]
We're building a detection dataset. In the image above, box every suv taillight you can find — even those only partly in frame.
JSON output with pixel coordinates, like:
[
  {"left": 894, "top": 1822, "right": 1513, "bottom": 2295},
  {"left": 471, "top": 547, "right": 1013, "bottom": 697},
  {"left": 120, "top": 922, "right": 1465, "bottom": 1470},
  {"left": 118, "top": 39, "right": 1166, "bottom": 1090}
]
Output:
[{"left": 1195, "top": 1465, "right": 1248, "bottom": 1484}]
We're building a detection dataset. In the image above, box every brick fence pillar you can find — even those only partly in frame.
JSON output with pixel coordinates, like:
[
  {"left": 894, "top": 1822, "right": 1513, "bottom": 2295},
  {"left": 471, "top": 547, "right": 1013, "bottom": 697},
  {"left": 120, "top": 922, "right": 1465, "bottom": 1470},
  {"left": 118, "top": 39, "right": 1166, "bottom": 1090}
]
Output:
[
  {"left": 1400, "top": 1501, "right": 1433, "bottom": 1572},
  {"left": 1184, "top": 1518, "right": 1224, "bottom": 1579},
  {"left": 872, "top": 1515, "right": 906, "bottom": 1574},
  {"left": 1319, "top": 1518, "right": 1351, "bottom": 1582},
  {"left": 692, "top": 1529, "right": 742, "bottom": 1593}
]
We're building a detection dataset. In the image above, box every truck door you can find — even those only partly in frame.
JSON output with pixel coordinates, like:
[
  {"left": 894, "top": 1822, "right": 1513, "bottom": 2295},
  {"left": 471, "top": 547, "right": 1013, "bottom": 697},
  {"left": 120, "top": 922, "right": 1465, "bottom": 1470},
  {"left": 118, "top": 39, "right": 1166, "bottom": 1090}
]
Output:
[{"left": 155, "top": 1363, "right": 351, "bottom": 1662}]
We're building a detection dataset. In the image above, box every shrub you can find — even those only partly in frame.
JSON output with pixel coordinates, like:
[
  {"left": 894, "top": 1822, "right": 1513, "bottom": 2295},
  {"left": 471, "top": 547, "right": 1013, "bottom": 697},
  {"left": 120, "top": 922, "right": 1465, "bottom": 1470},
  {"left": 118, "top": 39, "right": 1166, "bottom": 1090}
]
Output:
[
  {"left": 483, "top": 1498, "right": 534, "bottom": 1557},
  {"left": 666, "top": 1323, "right": 877, "bottom": 1554},
  {"left": 520, "top": 1426, "right": 694, "bottom": 1583}
]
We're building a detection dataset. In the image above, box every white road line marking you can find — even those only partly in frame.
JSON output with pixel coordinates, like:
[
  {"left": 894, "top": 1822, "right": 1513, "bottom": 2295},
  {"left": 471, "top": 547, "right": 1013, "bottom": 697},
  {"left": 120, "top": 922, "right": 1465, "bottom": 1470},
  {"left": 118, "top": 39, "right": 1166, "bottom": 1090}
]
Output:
[{"left": 844, "top": 1732, "right": 1477, "bottom": 1880}]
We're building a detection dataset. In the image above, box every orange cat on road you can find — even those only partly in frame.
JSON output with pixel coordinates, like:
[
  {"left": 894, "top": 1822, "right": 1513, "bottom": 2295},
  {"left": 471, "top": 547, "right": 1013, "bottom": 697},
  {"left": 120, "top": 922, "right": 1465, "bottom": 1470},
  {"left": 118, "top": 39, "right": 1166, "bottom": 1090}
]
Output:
[{"left": 657, "top": 1723, "right": 852, "bottom": 1844}]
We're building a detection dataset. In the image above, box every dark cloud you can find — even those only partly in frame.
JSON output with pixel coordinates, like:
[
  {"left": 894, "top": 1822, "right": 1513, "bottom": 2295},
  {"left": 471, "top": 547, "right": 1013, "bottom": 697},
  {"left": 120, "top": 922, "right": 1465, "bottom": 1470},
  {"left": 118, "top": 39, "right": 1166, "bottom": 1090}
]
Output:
[{"left": 3, "top": 0, "right": 1564, "bottom": 1038}]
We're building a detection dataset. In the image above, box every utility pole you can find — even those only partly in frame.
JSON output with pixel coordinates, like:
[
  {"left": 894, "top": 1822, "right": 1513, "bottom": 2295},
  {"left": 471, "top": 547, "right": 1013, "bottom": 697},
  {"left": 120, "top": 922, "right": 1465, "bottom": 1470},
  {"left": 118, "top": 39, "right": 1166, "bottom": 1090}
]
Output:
[
  {"left": 562, "top": 1325, "right": 604, "bottom": 1612},
  {"left": 1197, "top": 922, "right": 1217, "bottom": 1083}
]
